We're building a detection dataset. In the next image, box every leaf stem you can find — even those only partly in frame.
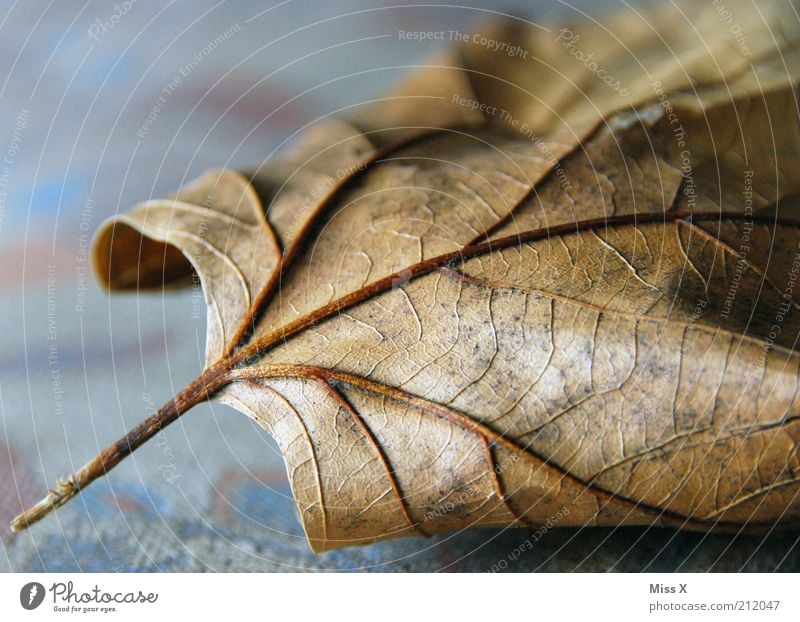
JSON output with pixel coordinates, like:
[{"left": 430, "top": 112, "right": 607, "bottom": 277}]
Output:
[{"left": 10, "top": 363, "right": 232, "bottom": 533}]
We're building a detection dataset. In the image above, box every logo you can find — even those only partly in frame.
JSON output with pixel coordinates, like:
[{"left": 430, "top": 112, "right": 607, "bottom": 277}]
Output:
[{"left": 20, "top": 582, "right": 45, "bottom": 610}]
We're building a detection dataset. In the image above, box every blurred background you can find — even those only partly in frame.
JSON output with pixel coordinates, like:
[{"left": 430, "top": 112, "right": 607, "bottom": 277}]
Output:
[{"left": 1, "top": 0, "right": 798, "bottom": 571}]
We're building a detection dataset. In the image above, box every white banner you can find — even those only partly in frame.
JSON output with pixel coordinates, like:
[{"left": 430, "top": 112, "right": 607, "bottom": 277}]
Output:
[{"left": 0, "top": 572, "right": 796, "bottom": 621}]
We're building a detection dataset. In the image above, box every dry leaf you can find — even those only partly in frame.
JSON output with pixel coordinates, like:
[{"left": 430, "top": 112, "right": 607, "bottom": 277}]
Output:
[{"left": 14, "top": 0, "right": 800, "bottom": 551}]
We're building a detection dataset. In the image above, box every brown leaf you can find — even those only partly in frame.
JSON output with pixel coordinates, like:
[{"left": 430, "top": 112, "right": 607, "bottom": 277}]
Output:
[{"left": 14, "top": 0, "right": 800, "bottom": 551}]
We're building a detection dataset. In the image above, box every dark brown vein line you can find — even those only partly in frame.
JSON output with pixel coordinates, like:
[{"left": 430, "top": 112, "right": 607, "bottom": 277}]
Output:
[
  {"left": 226, "top": 125, "right": 478, "bottom": 356},
  {"left": 679, "top": 217, "right": 800, "bottom": 310},
  {"left": 258, "top": 383, "right": 329, "bottom": 542},
  {"left": 227, "top": 363, "right": 783, "bottom": 533},
  {"left": 439, "top": 263, "right": 800, "bottom": 359},
  {"left": 18, "top": 212, "right": 800, "bottom": 531},
  {"left": 482, "top": 437, "right": 538, "bottom": 528},
  {"left": 235, "top": 211, "right": 800, "bottom": 367},
  {"left": 238, "top": 168, "right": 285, "bottom": 261},
  {"left": 463, "top": 120, "right": 604, "bottom": 247},
  {"left": 10, "top": 356, "right": 233, "bottom": 532},
  {"left": 702, "top": 477, "right": 800, "bottom": 520},
  {"left": 588, "top": 428, "right": 711, "bottom": 481},
  {"left": 318, "top": 379, "right": 426, "bottom": 538}
]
